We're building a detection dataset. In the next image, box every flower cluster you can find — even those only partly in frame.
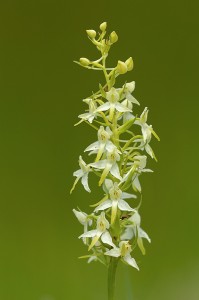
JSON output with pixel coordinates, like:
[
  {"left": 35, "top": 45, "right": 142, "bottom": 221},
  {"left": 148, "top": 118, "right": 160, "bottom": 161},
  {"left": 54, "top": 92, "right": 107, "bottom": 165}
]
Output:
[{"left": 71, "top": 22, "right": 160, "bottom": 271}]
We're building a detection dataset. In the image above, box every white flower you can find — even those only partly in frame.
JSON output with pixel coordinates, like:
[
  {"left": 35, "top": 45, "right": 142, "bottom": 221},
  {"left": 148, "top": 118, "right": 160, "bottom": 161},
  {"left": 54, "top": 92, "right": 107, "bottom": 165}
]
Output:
[
  {"left": 105, "top": 241, "right": 139, "bottom": 270},
  {"left": 79, "top": 212, "right": 115, "bottom": 251},
  {"left": 122, "top": 155, "right": 153, "bottom": 193},
  {"left": 95, "top": 182, "right": 136, "bottom": 224},
  {"left": 121, "top": 211, "right": 151, "bottom": 255},
  {"left": 95, "top": 87, "right": 131, "bottom": 121},
  {"left": 90, "top": 148, "right": 122, "bottom": 186},
  {"left": 70, "top": 156, "right": 92, "bottom": 193},
  {"left": 121, "top": 81, "right": 140, "bottom": 105},
  {"left": 73, "top": 209, "right": 93, "bottom": 244},
  {"left": 84, "top": 126, "right": 115, "bottom": 162},
  {"left": 78, "top": 98, "right": 98, "bottom": 123}
]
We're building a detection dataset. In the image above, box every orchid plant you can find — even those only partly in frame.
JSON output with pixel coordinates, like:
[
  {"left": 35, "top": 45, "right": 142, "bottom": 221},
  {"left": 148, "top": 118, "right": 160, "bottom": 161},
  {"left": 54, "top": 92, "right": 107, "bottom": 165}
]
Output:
[{"left": 71, "top": 22, "right": 160, "bottom": 300}]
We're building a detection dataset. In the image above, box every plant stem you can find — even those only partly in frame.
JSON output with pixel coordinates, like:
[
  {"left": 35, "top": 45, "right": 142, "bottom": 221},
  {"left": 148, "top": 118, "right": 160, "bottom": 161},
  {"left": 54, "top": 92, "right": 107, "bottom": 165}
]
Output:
[{"left": 108, "top": 257, "right": 119, "bottom": 300}]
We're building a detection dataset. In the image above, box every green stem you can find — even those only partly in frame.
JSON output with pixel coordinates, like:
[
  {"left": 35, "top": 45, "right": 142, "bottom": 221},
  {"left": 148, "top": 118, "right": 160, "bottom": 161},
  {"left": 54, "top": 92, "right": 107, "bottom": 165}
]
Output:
[{"left": 108, "top": 257, "right": 119, "bottom": 300}]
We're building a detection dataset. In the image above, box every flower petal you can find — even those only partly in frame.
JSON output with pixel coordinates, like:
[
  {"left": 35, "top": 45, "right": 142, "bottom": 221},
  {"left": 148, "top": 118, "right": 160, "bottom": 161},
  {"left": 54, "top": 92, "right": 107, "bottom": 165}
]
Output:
[
  {"left": 106, "top": 141, "right": 116, "bottom": 152},
  {"left": 110, "top": 163, "right": 122, "bottom": 180},
  {"left": 118, "top": 199, "right": 135, "bottom": 212},
  {"left": 120, "top": 227, "right": 134, "bottom": 240},
  {"left": 132, "top": 175, "right": 141, "bottom": 193},
  {"left": 123, "top": 254, "right": 139, "bottom": 270},
  {"left": 115, "top": 102, "right": 132, "bottom": 112},
  {"left": 81, "top": 173, "right": 91, "bottom": 193},
  {"left": 105, "top": 247, "right": 121, "bottom": 257},
  {"left": 90, "top": 160, "right": 107, "bottom": 169},
  {"left": 73, "top": 169, "right": 83, "bottom": 177},
  {"left": 101, "top": 231, "right": 115, "bottom": 248},
  {"left": 72, "top": 209, "right": 87, "bottom": 225},
  {"left": 84, "top": 141, "right": 99, "bottom": 152},
  {"left": 122, "top": 192, "right": 137, "bottom": 199},
  {"left": 79, "top": 229, "right": 97, "bottom": 239},
  {"left": 94, "top": 200, "right": 112, "bottom": 212},
  {"left": 138, "top": 227, "right": 151, "bottom": 243},
  {"left": 95, "top": 102, "right": 110, "bottom": 112},
  {"left": 126, "top": 93, "right": 140, "bottom": 105}
]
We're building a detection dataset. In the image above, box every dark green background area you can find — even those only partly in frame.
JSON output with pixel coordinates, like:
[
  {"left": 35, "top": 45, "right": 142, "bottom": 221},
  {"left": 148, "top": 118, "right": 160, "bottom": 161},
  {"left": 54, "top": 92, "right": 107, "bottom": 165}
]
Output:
[{"left": 0, "top": 1, "right": 198, "bottom": 299}]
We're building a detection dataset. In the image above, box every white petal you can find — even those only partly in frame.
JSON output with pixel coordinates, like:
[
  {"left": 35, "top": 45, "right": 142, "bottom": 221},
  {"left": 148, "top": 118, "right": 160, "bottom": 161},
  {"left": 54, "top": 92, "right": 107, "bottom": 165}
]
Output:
[
  {"left": 132, "top": 175, "right": 141, "bottom": 193},
  {"left": 73, "top": 169, "right": 83, "bottom": 178},
  {"left": 81, "top": 173, "right": 91, "bottom": 193},
  {"left": 120, "top": 227, "right": 134, "bottom": 240},
  {"left": 90, "top": 160, "right": 107, "bottom": 169},
  {"left": 105, "top": 248, "right": 121, "bottom": 257},
  {"left": 88, "top": 115, "right": 95, "bottom": 123},
  {"left": 138, "top": 227, "right": 151, "bottom": 243},
  {"left": 85, "top": 141, "right": 99, "bottom": 152},
  {"left": 94, "top": 200, "right": 112, "bottom": 212},
  {"left": 122, "top": 192, "right": 137, "bottom": 199},
  {"left": 126, "top": 93, "right": 140, "bottom": 105},
  {"left": 78, "top": 112, "right": 91, "bottom": 120},
  {"left": 103, "top": 179, "right": 113, "bottom": 194},
  {"left": 145, "top": 143, "right": 154, "bottom": 159},
  {"left": 79, "top": 229, "right": 97, "bottom": 238},
  {"left": 115, "top": 102, "right": 132, "bottom": 112},
  {"left": 124, "top": 254, "right": 139, "bottom": 270},
  {"left": 101, "top": 231, "right": 115, "bottom": 248},
  {"left": 72, "top": 209, "right": 87, "bottom": 225},
  {"left": 142, "top": 168, "right": 153, "bottom": 173},
  {"left": 95, "top": 102, "right": 110, "bottom": 112},
  {"left": 110, "top": 163, "right": 122, "bottom": 180},
  {"left": 118, "top": 199, "right": 135, "bottom": 212},
  {"left": 105, "top": 141, "right": 116, "bottom": 152},
  {"left": 88, "top": 256, "right": 97, "bottom": 263}
]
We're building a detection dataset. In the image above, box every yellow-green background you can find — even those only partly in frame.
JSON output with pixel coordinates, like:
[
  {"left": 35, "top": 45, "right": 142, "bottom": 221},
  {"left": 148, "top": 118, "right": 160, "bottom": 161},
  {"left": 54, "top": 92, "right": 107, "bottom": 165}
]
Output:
[{"left": 0, "top": 1, "right": 198, "bottom": 299}]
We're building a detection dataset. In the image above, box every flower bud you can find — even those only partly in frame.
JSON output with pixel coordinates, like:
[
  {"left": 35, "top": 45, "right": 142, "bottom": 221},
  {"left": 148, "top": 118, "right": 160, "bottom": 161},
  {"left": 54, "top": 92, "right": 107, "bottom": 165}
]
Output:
[
  {"left": 117, "top": 60, "right": 128, "bottom": 74},
  {"left": 79, "top": 57, "right": 90, "bottom": 66},
  {"left": 100, "top": 22, "right": 107, "bottom": 31},
  {"left": 125, "top": 57, "right": 134, "bottom": 71},
  {"left": 110, "top": 31, "right": 118, "bottom": 44},
  {"left": 86, "top": 29, "right": 96, "bottom": 39}
]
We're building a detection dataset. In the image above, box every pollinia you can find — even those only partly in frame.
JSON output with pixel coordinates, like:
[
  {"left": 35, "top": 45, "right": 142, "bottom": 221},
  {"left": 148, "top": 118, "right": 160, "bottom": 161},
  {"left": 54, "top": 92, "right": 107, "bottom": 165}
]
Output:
[{"left": 70, "top": 22, "right": 160, "bottom": 299}]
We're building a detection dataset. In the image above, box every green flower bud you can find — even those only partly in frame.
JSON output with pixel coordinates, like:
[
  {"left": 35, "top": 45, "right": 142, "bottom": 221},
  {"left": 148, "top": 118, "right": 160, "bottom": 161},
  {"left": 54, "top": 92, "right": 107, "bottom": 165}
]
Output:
[
  {"left": 117, "top": 60, "right": 128, "bottom": 74},
  {"left": 79, "top": 57, "right": 90, "bottom": 66},
  {"left": 125, "top": 57, "right": 134, "bottom": 71},
  {"left": 86, "top": 29, "right": 96, "bottom": 39},
  {"left": 100, "top": 22, "right": 107, "bottom": 31},
  {"left": 110, "top": 31, "right": 118, "bottom": 44}
]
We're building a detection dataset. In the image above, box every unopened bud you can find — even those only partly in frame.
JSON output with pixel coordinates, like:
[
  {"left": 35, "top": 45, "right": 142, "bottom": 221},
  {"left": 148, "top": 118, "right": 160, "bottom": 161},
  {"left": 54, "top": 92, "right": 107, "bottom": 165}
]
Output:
[
  {"left": 117, "top": 60, "right": 128, "bottom": 74},
  {"left": 110, "top": 31, "right": 118, "bottom": 44},
  {"left": 100, "top": 22, "right": 107, "bottom": 31},
  {"left": 125, "top": 57, "right": 134, "bottom": 71},
  {"left": 79, "top": 58, "right": 90, "bottom": 66},
  {"left": 86, "top": 29, "right": 96, "bottom": 39}
]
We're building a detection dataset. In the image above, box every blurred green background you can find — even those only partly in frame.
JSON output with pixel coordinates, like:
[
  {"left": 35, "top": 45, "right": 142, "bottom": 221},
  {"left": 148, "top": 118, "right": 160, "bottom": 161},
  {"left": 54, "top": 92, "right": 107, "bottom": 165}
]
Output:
[{"left": 0, "top": 0, "right": 199, "bottom": 299}]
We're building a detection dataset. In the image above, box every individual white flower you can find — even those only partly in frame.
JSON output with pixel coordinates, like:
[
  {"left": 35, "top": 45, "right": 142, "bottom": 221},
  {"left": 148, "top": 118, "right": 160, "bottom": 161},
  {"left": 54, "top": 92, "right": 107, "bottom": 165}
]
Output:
[
  {"left": 79, "top": 212, "right": 115, "bottom": 251},
  {"left": 121, "top": 211, "right": 151, "bottom": 255},
  {"left": 73, "top": 209, "right": 93, "bottom": 244},
  {"left": 95, "top": 182, "right": 136, "bottom": 224},
  {"left": 105, "top": 241, "right": 139, "bottom": 270},
  {"left": 84, "top": 126, "right": 115, "bottom": 162},
  {"left": 78, "top": 98, "right": 98, "bottom": 123},
  {"left": 90, "top": 148, "right": 122, "bottom": 186},
  {"left": 70, "top": 156, "right": 92, "bottom": 193},
  {"left": 133, "top": 107, "right": 160, "bottom": 159},
  {"left": 95, "top": 87, "right": 131, "bottom": 121},
  {"left": 122, "top": 155, "right": 153, "bottom": 193},
  {"left": 120, "top": 99, "right": 135, "bottom": 123},
  {"left": 121, "top": 81, "right": 140, "bottom": 105}
]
